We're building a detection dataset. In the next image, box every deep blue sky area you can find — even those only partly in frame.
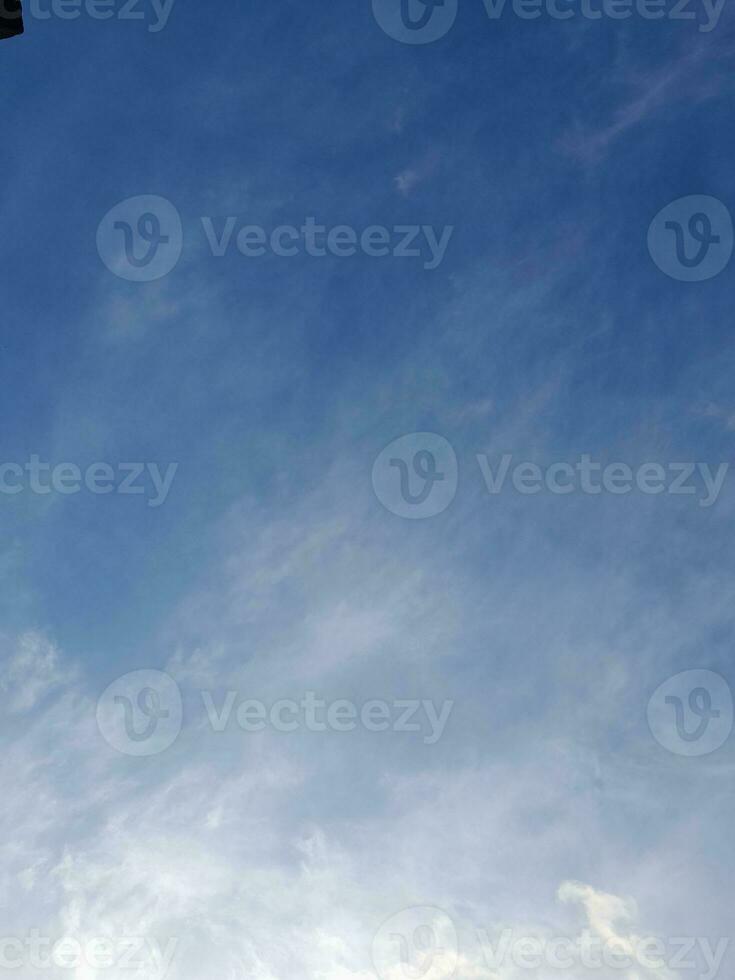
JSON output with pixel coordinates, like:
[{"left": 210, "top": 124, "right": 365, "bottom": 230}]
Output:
[{"left": 0, "top": 3, "right": 734, "bottom": 978}]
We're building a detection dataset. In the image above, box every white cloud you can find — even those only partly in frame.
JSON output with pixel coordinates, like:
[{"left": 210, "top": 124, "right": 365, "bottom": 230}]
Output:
[{"left": 0, "top": 631, "right": 71, "bottom": 714}]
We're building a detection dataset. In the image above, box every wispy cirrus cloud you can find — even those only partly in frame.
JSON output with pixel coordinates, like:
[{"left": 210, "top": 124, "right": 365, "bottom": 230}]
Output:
[{"left": 559, "top": 41, "right": 730, "bottom": 162}]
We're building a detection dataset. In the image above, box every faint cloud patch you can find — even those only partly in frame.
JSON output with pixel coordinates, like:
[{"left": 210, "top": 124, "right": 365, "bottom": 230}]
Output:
[
  {"left": 559, "top": 43, "right": 723, "bottom": 162},
  {"left": 450, "top": 397, "right": 495, "bottom": 424},
  {"left": 394, "top": 151, "right": 441, "bottom": 195},
  {"left": 395, "top": 168, "right": 422, "bottom": 195},
  {"left": 698, "top": 402, "right": 735, "bottom": 432},
  {"left": 0, "top": 631, "right": 72, "bottom": 714},
  {"left": 101, "top": 285, "right": 183, "bottom": 343}
]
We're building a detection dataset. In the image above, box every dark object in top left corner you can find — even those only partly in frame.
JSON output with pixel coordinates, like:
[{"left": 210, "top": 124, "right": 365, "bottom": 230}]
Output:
[{"left": 1, "top": 0, "right": 24, "bottom": 38}]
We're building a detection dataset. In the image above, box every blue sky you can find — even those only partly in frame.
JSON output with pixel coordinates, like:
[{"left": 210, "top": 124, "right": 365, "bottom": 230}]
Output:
[{"left": 1, "top": 2, "right": 734, "bottom": 978}]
